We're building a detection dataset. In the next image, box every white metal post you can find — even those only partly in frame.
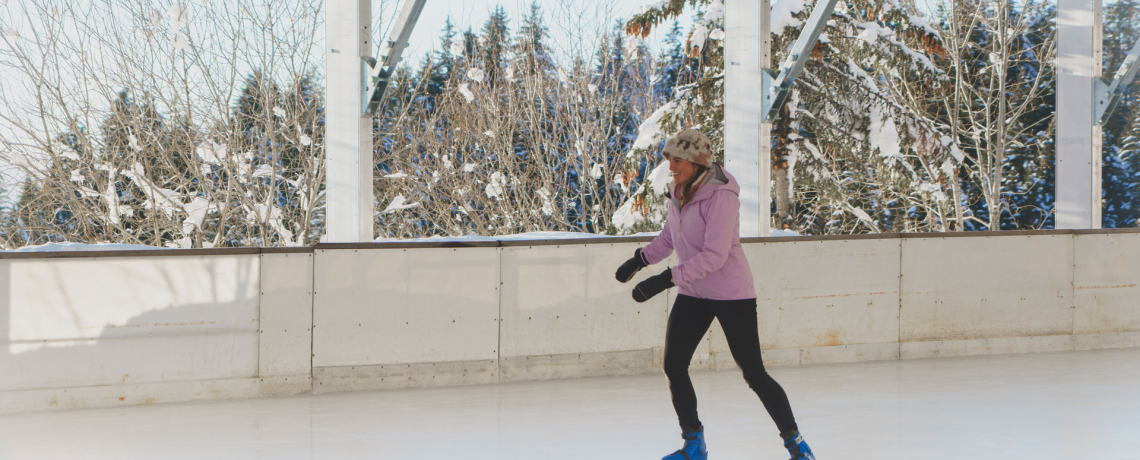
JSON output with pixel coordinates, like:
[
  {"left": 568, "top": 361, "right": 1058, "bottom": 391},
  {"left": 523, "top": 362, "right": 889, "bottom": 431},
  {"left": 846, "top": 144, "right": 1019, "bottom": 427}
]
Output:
[
  {"left": 325, "top": 0, "right": 375, "bottom": 242},
  {"left": 1056, "top": 0, "right": 1102, "bottom": 229},
  {"left": 758, "top": 0, "right": 771, "bottom": 238},
  {"left": 726, "top": 0, "right": 770, "bottom": 237}
]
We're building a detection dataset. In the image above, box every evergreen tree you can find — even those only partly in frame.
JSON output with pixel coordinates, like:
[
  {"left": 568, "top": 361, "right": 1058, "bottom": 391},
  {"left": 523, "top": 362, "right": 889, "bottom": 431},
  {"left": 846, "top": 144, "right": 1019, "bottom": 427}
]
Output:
[
  {"left": 1101, "top": 0, "right": 1140, "bottom": 227},
  {"left": 431, "top": 18, "right": 459, "bottom": 93},
  {"left": 480, "top": 6, "right": 510, "bottom": 85},
  {"left": 512, "top": 2, "right": 552, "bottom": 77},
  {"left": 654, "top": 21, "right": 698, "bottom": 102},
  {"left": 7, "top": 177, "right": 58, "bottom": 247}
]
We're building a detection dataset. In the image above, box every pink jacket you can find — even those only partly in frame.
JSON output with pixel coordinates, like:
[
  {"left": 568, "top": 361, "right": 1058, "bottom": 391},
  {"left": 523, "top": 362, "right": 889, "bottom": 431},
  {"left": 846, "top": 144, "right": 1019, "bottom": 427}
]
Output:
[{"left": 641, "top": 164, "right": 757, "bottom": 300}]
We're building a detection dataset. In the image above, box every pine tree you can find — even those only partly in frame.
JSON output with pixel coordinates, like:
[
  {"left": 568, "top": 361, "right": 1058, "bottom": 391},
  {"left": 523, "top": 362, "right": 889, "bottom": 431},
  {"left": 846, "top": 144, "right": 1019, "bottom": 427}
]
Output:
[
  {"left": 512, "top": 2, "right": 552, "bottom": 77},
  {"left": 434, "top": 17, "right": 459, "bottom": 87},
  {"left": 8, "top": 177, "right": 58, "bottom": 247},
  {"left": 654, "top": 20, "right": 698, "bottom": 103},
  {"left": 1101, "top": 0, "right": 1140, "bottom": 227},
  {"left": 480, "top": 6, "right": 510, "bottom": 85}
]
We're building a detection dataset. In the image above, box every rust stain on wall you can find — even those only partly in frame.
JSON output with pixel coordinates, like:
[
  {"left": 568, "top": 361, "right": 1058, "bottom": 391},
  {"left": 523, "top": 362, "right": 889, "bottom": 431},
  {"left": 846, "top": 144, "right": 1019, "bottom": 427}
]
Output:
[
  {"left": 794, "top": 291, "right": 891, "bottom": 300},
  {"left": 816, "top": 331, "right": 842, "bottom": 347}
]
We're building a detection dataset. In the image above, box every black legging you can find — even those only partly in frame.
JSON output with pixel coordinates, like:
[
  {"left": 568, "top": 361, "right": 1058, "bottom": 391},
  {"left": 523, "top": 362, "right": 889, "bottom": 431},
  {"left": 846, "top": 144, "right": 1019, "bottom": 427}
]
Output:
[{"left": 663, "top": 294, "right": 798, "bottom": 435}]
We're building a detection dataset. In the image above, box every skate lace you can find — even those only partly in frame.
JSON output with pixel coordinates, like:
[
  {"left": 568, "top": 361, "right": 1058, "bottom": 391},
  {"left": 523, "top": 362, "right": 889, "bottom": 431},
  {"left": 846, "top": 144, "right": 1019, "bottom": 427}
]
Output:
[
  {"left": 671, "top": 434, "right": 701, "bottom": 460},
  {"left": 784, "top": 444, "right": 814, "bottom": 460}
]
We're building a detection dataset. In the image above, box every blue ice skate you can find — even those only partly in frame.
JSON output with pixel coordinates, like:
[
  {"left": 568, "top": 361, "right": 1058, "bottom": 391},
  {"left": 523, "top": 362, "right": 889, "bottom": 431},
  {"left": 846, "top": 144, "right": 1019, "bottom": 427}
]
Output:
[
  {"left": 781, "top": 431, "right": 815, "bottom": 460},
  {"left": 662, "top": 431, "right": 707, "bottom": 460}
]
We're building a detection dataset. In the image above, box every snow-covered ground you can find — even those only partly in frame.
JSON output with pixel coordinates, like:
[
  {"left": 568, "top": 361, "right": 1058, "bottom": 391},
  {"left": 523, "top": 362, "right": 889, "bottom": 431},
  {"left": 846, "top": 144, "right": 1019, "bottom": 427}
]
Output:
[
  {"left": 373, "top": 231, "right": 663, "bottom": 243},
  {"left": 0, "top": 348, "right": 1136, "bottom": 459},
  {"left": 373, "top": 229, "right": 801, "bottom": 243},
  {"left": 3, "top": 242, "right": 165, "bottom": 253}
]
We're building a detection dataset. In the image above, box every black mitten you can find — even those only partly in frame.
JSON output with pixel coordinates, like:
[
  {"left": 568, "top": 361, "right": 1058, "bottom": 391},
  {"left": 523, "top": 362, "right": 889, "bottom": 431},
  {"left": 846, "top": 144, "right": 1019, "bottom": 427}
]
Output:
[
  {"left": 615, "top": 248, "right": 649, "bottom": 283},
  {"left": 633, "top": 269, "right": 675, "bottom": 303}
]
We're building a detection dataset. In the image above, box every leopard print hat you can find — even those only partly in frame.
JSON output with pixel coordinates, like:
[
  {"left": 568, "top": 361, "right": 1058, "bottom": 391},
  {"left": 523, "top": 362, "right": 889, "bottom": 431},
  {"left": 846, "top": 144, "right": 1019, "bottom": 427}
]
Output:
[{"left": 662, "top": 128, "right": 713, "bottom": 167}]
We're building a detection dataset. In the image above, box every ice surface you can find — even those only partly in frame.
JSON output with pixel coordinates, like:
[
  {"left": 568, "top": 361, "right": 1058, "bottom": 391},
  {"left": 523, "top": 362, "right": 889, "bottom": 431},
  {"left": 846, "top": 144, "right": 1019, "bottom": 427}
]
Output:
[{"left": 0, "top": 349, "right": 1137, "bottom": 459}]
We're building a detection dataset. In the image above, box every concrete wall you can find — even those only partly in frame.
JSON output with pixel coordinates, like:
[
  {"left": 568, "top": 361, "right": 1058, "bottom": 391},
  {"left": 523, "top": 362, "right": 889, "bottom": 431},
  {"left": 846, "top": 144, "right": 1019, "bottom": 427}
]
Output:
[
  {"left": 0, "top": 253, "right": 263, "bottom": 412},
  {"left": 3, "top": 231, "right": 1139, "bottom": 412},
  {"left": 259, "top": 253, "right": 314, "bottom": 396},
  {"left": 900, "top": 235, "right": 1077, "bottom": 358},
  {"left": 311, "top": 247, "right": 501, "bottom": 392}
]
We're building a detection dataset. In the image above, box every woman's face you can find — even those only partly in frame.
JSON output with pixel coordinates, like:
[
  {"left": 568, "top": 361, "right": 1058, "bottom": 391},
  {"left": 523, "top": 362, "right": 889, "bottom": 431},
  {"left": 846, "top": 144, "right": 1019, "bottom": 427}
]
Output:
[{"left": 668, "top": 156, "right": 698, "bottom": 185}]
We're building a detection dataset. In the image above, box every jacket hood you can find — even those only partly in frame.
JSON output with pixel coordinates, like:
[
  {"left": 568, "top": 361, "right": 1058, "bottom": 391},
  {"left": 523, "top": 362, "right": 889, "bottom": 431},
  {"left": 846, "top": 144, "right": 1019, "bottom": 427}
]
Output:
[{"left": 669, "top": 163, "right": 739, "bottom": 209}]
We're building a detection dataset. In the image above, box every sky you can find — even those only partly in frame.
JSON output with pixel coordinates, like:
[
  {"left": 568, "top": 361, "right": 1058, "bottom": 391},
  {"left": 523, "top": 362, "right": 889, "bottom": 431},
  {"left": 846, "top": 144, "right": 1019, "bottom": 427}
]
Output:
[{"left": 376, "top": 0, "right": 695, "bottom": 64}]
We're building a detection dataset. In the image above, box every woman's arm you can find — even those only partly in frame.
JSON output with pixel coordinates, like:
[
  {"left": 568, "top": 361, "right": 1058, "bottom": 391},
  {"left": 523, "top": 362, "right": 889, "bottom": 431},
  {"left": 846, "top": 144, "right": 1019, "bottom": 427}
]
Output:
[
  {"left": 670, "top": 190, "right": 737, "bottom": 286},
  {"left": 639, "top": 209, "right": 675, "bottom": 265}
]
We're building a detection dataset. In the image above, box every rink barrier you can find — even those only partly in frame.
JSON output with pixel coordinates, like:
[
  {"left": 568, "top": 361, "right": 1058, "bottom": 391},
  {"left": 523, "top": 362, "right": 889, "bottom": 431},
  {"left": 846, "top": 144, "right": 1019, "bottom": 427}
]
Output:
[{"left": 2, "top": 229, "right": 1139, "bottom": 411}]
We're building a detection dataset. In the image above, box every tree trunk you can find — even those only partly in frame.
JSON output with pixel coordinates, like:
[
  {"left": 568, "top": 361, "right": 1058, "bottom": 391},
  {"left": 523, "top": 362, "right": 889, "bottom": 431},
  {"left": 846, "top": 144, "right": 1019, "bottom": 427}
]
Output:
[{"left": 772, "top": 108, "right": 795, "bottom": 229}]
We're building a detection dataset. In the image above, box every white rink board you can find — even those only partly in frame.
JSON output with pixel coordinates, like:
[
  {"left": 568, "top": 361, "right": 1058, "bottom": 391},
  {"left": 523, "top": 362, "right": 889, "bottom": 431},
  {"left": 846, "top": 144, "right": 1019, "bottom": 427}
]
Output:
[
  {"left": 311, "top": 248, "right": 500, "bottom": 368},
  {"left": 5, "top": 230, "right": 1140, "bottom": 412},
  {"left": 259, "top": 253, "right": 315, "bottom": 395},
  {"left": 498, "top": 243, "right": 669, "bottom": 359},
  {"left": 742, "top": 239, "right": 902, "bottom": 352},
  {"left": 0, "top": 255, "right": 260, "bottom": 393},
  {"left": 1073, "top": 233, "right": 1140, "bottom": 335},
  {"left": 900, "top": 235, "right": 1074, "bottom": 343}
]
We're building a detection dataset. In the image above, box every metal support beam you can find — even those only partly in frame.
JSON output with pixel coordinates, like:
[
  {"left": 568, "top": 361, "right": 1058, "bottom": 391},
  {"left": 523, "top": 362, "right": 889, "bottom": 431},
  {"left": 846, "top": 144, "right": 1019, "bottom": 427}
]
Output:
[
  {"left": 1095, "top": 39, "right": 1140, "bottom": 124},
  {"left": 725, "top": 0, "right": 769, "bottom": 237},
  {"left": 325, "top": 0, "right": 375, "bottom": 242},
  {"left": 761, "top": 0, "right": 839, "bottom": 123},
  {"left": 1056, "top": 0, "right": 1102, "bottom": 229},
  {"left": 759, "top": 0, "right": 771, "bottom": 238},
  {"left": 364, "top": 0, "right": 427, "bottom": 115}
]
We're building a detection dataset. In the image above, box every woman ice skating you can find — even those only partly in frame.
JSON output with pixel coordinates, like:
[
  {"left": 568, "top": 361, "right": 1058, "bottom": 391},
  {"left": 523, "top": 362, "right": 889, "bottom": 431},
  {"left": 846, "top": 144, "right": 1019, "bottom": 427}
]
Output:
[{"left": 614, "top": 129, "right": 815, "bottom": 460}]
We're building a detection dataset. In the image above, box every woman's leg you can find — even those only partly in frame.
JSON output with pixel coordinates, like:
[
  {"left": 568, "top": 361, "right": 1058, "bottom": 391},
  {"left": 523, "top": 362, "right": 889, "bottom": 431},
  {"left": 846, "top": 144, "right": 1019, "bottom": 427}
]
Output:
[
  {"left": 715, "top": 301, "right": 799, "bottom": 435},
  {"left": 663, "top": 295, "right": 717, "bottom": 433}
]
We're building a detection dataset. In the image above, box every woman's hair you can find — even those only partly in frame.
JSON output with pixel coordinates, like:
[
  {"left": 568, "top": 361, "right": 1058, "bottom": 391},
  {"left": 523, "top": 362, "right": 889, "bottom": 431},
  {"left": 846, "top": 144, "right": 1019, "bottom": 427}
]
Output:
[{"left": 678, "top": 163, "right": 711, "bottom": 209}]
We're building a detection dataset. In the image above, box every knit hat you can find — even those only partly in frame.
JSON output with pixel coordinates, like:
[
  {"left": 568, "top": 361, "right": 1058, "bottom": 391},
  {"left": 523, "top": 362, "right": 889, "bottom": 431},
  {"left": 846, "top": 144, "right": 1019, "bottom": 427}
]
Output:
[{"left": 662, "top": 128, "right": 713, "bottom": 167}]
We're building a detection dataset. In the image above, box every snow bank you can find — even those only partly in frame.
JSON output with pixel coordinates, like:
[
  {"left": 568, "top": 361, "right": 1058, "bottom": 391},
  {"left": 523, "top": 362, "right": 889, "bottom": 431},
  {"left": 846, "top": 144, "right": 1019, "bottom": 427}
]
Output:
[
  {"left": 627, "top": 90, "right": 689, "bottom": 157},
  {"left": 382, "top": 228, "right": 804, "bottom": 243},
  {"left": 380, "top": 195, "right": 420, "bottom": 214},
  {"left": 374, "top": 231, "right": 662, "bottom": 244},
  {"left": 869, "top": 104, "right": 902, "bottom": 161},
  {"left": 647, "top": 161, "right": 674, "bottom": 195},
  {"left": 611, "top": 190, "right": 647, "bottom": 233},
  {"left": 771, "top": 0, "right": 808, "bottom": 35},
  {"left": 6, "top": 242, "right": 165, "bottom": 253},
  {"left": 688, "top": 0, "right": 724, "bottom": 55}
]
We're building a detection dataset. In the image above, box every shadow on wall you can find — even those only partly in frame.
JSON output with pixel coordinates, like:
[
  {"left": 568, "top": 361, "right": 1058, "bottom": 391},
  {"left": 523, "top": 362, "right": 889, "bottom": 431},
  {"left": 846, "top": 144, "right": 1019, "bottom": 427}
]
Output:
[{"left": 0, "top": 256, "right": 260, "bottom": 395}]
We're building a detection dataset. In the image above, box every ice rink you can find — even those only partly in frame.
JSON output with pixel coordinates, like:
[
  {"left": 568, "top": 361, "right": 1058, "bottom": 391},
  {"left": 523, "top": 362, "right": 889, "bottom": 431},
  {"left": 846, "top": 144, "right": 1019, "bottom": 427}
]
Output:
[{"left": 2, "top": 348, "right": 1138, "bottom": 459}]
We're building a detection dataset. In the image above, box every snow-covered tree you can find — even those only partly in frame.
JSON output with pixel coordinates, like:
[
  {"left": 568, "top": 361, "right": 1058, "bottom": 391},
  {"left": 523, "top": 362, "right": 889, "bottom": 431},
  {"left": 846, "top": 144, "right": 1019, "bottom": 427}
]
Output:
[
  {"left": 615, "top": 0, "right": 954, "bottom": 234},
  {"left": 1101, "top": 0, "right": 1140, "bottom": 228},
  {"left": 908, "top": 0, "right": 1056, "bottom": 231},
  {"left": 0, "top": 0, "right": 326, "bottom": 248},
  {"left": 369, "top": 8, "right": 658, "bottom": 239}
]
